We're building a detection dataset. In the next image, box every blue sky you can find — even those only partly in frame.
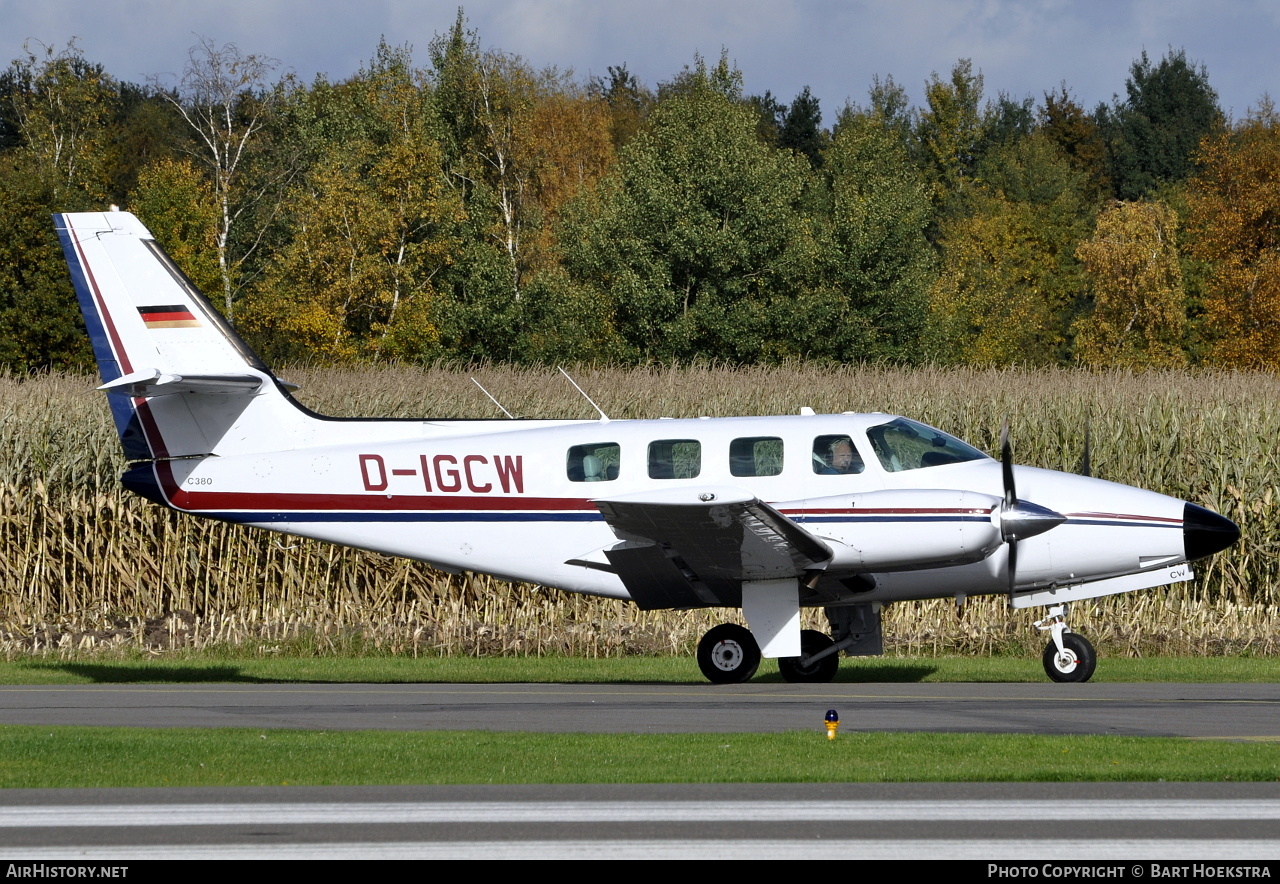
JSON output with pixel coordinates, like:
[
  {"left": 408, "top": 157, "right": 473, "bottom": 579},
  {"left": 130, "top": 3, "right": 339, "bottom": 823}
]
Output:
[{"left": 3, "top": 1, "right": 1278, "bottom": 120}]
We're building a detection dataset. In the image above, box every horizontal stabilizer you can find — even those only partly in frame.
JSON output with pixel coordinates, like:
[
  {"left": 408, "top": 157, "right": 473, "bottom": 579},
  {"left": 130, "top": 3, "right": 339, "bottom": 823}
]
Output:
[{"left": 99, "top": 368, "right": 265, "bottom": 397}]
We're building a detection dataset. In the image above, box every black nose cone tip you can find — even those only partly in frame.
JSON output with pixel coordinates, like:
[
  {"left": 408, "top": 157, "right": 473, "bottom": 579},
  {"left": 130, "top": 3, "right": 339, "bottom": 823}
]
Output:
[{"left": 1183, "top": 502, "right": 1241, "bottom": 561}]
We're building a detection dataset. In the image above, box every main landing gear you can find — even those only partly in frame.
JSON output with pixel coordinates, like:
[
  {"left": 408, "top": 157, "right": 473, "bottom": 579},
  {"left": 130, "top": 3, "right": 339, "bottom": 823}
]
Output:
[
  {"left": 695, "top": 625, "right": 842, "bottom": 684},
  {"left": 696, "top": 624, "right": 761, "bottom": 684},
  {"left": 1035, "top": 603, "right": 1097, "bottom": 683},
  {"left": 776, "top": 630, "right": 840, "bottom": 683}
]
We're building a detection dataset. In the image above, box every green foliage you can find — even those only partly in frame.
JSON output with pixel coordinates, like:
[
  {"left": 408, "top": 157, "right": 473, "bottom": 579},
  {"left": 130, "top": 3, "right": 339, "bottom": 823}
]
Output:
[
  {"left": 129, "top": 157, "right": 221, "bottom": 297},
  {"left": 916, "top": 59, "right": 987, "bottom": 213},
  {"left": 926, "top": 135, "right": 1092, "bottom": 364},
  {"left": 0, "top": 155, "right": 92, "bottom": 371},
  {"left": 778, "top": 86, "right": 827, "bottom": 169},
  {"left": 1100, "top": 48, "right": 1224, "bottom": 200},
  {"left": 517, "top": 266, "right": 627, "bottom": 364},
  {"left": 561, "top": 61, "right": 820, "bottom": 362},
  {"left": 819, "top": 109, "right": 936, "bottom": 361},
  {"left": 0, "top": 41, "right": 117, "bottom": 371}
]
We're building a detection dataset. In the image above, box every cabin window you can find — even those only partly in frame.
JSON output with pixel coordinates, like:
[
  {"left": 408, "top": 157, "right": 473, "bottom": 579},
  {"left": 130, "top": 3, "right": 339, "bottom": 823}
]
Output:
[
  {"left": 812, "top": 435, "right": 865, "bottom": 474},
  {"left": 730, "top": 436, "right": 784, "bottom": 477},
  {"left": 866, "top": 418, "right": 986, "bottom": 472},
  {"left": 648, "top": 439, "right": 701, "bottom": 479},
  {"left": 567, "top": 443, "right": 620, "bottom": 482}
]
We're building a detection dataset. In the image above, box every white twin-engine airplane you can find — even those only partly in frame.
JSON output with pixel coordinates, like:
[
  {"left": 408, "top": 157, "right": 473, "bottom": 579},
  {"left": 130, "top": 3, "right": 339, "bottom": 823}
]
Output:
[{"left": 56, "top": 209, "right": 1240, "bottom": 684}]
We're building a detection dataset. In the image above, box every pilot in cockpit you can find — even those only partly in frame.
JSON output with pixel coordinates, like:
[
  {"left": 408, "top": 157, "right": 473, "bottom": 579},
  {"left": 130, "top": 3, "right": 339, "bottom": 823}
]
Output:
[{"left": 816, "top": 436, "right": 865, "bottom": 474}]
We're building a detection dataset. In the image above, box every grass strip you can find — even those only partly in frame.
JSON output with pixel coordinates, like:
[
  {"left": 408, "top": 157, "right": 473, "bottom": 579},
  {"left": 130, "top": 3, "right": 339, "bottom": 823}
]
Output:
[
  {"left": 0, "top": 655, "right": 1277, "bottom": 685},
  {"left": 0, "top": 726, "right": 1276, "bottom": 788}
]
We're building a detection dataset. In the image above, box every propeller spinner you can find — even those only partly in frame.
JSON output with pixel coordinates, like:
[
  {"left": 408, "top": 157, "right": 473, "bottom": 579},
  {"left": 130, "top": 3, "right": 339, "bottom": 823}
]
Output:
[{"left": 999, "top": 420, "right": 1066, "bottom": 592}]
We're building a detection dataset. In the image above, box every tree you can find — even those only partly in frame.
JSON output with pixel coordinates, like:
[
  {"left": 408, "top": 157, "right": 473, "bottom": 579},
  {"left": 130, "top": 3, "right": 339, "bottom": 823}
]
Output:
[
  {"left": 1185, "top": 102, "right": 1280, "bottom": 367},
  {"left": 778, "top": 86, "right": 826, "bottom": 169},
  {"left": 0, "top": 151, "right": 94, "bottom": 370},
  {"left": 863, "top": 74, "right": 915, "bottom": 151},
  {"left": 0, "top": 40, "right": 119, "bottom": 370},
  {"left": 0, "top": 40, "right": 116, "bottom": 199},
  {"left": 926, "top": 135, "right": 1092, "bottom": 365},
  {"left": 1040, "top": 86, "right": 1110, "bottom": 203},
  {"left": 916, "top": 60, "right": 986, "bottom": 212},
  {"left": 818, "top": 107, "right": 935, "bottom": 361},
  {"left": 1099, "top": 48, "right": 1223, "bottom": 200},
  {"left": 561, "top": 56, "right": 819, "bottom": 362},
  {"left": 157, "top": 37, "right": 283, "bottom": 319},
  {"left": 590, "top": 64, "right": 652, "bottom": 151},
  {"left": 516, "top": 87, "right": 615, "bottom": 273},
  {"left": 1073, "top": 199, "right": 1186, "bottom": 367},
  {"left": 129, "top": 157, "right": 222, "bottom": 298},
  {"left": 239, "top": 44, "right": 462, "bottom": 362},
  {"left": 746, "top": 89, "right": 785, "bottom": 146}
]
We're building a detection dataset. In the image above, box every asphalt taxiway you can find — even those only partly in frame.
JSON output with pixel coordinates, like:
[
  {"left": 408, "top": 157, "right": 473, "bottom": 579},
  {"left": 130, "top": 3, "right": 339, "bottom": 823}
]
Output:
[
  {"left": 0, "top": 681, "right": 1276, "bottom": 738},
  {"left": 3, "top": 682, "right": 1277, "bottom": 858}
]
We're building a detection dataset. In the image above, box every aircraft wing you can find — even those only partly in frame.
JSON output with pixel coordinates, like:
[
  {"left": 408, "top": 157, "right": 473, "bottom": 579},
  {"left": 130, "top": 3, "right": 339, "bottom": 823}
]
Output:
[{"left": 593, "top": 488, "right": 832, "bottom": 610}]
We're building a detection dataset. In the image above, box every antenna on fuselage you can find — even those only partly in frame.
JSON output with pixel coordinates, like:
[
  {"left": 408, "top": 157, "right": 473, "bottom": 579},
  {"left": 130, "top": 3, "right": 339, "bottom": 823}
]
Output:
[
  {"left": 471, "top": 377, "right": 514, "bottom": 418},
  {"left": 558, "top": 367, "right": 609, "bottom": 422}
]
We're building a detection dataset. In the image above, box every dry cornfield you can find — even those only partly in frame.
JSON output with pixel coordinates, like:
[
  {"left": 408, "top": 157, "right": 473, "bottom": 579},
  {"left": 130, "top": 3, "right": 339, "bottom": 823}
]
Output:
[{"left": 0, "top": 364, "right": 1277, "bottom": 660}]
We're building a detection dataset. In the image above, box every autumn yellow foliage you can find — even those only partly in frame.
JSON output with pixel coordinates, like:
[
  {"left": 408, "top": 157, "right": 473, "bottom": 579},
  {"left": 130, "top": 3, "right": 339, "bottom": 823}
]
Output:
[
  {"left": 1074, "top": 199, "right": 1186, "bottom": 368},
  {"left": 1186, "top": 104, "right": 1280, "bottom": 367}
]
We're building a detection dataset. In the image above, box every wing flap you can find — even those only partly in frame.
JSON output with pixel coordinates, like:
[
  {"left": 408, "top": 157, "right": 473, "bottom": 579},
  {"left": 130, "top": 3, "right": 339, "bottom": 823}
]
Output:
[{"left": 594, "top": 489, "right": 832, "bottom": 610}]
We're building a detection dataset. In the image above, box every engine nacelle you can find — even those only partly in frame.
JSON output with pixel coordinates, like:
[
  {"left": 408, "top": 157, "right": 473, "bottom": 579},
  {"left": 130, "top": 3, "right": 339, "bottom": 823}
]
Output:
[{"left": 800, "top": 488, "right": 1004, "bottom": 572}]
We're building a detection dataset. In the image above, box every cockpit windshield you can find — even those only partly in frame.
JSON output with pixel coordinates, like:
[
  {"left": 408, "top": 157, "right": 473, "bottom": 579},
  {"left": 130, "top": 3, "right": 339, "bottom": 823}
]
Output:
[{"left": 865, "top": 418, "right": 988, "bottom": 473}]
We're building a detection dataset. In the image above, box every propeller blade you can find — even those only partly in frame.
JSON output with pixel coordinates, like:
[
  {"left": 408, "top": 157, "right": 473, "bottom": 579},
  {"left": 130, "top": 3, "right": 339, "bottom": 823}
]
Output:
[
  {"left": 1079, "top": 420, "right": 1092, "bottom": 477},
  {"left": 1000, "top": 418, "right": 1016, "bottom": 508},
  {"left": 1000, "top": 417, "right": 1017, "bottom": 592},
  {"left": 997, "top": 418, "right": 1066, "bottom": 593}
]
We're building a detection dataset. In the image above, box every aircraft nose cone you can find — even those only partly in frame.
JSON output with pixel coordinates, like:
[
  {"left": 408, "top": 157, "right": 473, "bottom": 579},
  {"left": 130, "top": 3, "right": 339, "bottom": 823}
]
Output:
[{"left": 1183, "top": 502, "right": 1240, "bottom": 561}]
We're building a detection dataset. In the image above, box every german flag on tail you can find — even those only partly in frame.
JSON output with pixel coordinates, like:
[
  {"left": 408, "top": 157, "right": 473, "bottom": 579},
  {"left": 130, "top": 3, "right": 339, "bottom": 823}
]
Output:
[{"left": 138, "top": 304, "right": 200, "bottom": 329}]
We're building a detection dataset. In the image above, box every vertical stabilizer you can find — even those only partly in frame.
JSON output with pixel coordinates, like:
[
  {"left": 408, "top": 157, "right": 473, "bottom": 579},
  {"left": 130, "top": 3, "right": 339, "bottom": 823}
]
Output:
[{"left": 55, "top": 210, "right": 313, "bottom": 460}]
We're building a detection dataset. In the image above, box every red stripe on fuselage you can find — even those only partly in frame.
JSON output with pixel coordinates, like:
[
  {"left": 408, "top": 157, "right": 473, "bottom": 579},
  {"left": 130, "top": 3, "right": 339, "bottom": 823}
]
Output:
[
  {"left": 782, "top": 506, "right": 994, "bottom": 516},
  {"left": 1066, "top": 511, "right": 1181, "bottom": 525},
  {"left": 153, "top": 460, "right": 592, "bottom": 512}
]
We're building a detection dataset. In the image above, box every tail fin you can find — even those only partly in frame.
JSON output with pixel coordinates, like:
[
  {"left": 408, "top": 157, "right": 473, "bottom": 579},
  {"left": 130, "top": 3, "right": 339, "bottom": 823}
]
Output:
[{"left": 55, "top": 209, "right": 311, "bottom": 460}]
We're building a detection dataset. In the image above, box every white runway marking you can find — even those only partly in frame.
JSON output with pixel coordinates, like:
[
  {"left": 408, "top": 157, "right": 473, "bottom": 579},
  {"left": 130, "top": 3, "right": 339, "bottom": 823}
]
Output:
[
  {"left": 6, "top": 798, "right": 1280, "bottom": 826},
  {"left": 10, "top": 839, "right": 1280, "bottom": 860}
]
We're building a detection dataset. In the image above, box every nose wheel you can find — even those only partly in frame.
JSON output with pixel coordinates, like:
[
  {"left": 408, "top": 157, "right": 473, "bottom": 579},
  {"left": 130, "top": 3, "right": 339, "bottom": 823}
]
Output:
[
  {"left": 697, "top": 624, "right": 761, "bottom": 684},
  {"left": 1036, "top": 604, "right": 1097, "bottom": 683},
  {"left": 1042, "top": 632, "right": 1096, "bottom": 682}
]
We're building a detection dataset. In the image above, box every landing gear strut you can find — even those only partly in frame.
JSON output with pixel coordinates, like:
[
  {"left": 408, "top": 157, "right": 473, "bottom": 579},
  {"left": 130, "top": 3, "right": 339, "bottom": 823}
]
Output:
[
  {"left": 778, "top": 629, "right": 839, "bottom": 683},
  {"left": 1036, "top": 604, "right": 1097, "bottom": 683}
]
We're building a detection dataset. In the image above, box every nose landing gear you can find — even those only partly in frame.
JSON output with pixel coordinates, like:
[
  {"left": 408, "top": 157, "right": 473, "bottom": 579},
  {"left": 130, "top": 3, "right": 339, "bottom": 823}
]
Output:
[{"left": 1036, "top": 604, "right": 1097, "bottom": 683}]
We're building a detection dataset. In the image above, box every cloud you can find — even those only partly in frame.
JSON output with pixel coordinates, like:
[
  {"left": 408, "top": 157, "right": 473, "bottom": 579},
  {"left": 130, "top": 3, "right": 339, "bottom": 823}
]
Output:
[{"left": 0, "top": 1, "right": 1275, "bottom": 118}]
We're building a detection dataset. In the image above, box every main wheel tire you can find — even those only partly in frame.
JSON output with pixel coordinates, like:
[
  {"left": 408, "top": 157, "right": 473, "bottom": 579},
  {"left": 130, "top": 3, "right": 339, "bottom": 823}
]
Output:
[
  {"left": 777, "top": 629, "right": 840, "bottom": 683},
  {"left": 697, "top": 624, "right": 761, "bottom": 684},
  {"left": 1042, "top": 632, "right": 1097, "bottom": 683}
]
